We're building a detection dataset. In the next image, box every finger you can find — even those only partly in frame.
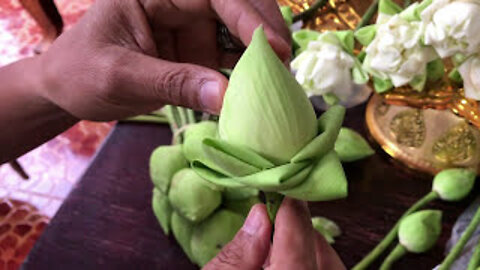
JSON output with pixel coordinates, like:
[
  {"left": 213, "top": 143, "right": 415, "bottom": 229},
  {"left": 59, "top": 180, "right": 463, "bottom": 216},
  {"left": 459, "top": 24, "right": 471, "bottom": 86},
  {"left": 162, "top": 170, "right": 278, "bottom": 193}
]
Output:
[
  {"left": 267, "top": 198, "right": 317, "bottom": 270},
  {"left": 210, "top": 0, "right": 291, "bottom": 62},
  {"left": 314, "top": 232, "right": 346, "bottom": 270},
  {"left": 116, "top": 50, "right": 227, "bottom": 114},
  {"left": 204, "top": 204, "right": 272, "bottom": 270}
]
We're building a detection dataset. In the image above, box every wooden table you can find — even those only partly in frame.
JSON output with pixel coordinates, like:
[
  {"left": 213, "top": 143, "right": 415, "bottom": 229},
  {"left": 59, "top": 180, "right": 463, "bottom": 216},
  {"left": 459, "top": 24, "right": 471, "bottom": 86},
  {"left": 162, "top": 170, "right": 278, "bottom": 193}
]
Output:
[{"left": 21, "top": 104, "right": 478, "bottom": 270}]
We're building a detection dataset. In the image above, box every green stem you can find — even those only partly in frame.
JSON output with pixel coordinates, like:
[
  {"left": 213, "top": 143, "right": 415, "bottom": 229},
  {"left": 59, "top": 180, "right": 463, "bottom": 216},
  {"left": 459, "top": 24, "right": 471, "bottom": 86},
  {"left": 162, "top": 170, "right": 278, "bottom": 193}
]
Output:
[
  {"left": 352, "top": 191, "right": 439, "bottom": 270},
  {"left": 379, "top": 244, "right": 407, "bottom": 270},
  {"left": 468, "top": 238, "right": 480, "bottom": 270},
  {"left": 186, "top": 109, "right": 196, "bottom": 124},
  {"left": 355, "top": 0, "right": 379, "bottom": 30},
  {"left": 404, "top": 0, "right": 411, "bottom": 8},
  {"left": 440, "top": 206, "right": 480, "bottom": 270},
  {"left": 265, "top": 192, "right": 284, "bottom": 223},
  {"left": 178, "top": 107, "right": 188, "bottom": 127},
  {"left": 120, "top": 115, "right": 169, "bottom": 124},
  {"left": 292, "top": 0, "right": 328, "bottom": 23}
]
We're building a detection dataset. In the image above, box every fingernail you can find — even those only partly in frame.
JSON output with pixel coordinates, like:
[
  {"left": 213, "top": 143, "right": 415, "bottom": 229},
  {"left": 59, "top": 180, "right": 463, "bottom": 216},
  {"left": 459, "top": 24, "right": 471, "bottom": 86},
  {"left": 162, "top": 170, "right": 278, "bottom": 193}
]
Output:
[
  {"left": 200, "top": 81, "right": 222, "bottom": 114},
  {"left": 242, "top": 206, "right": 263, "bottom": 236}
]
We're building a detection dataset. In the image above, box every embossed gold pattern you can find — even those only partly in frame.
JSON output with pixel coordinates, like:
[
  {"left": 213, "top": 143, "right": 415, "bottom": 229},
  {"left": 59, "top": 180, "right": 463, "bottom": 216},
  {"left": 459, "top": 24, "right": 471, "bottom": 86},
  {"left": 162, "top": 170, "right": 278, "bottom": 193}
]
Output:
[
  {"left": 390, "top": 109, "right": 425, "bottom": 148},
  {"left": 433, "top": 122, "right": 476, "bottom": 164}
]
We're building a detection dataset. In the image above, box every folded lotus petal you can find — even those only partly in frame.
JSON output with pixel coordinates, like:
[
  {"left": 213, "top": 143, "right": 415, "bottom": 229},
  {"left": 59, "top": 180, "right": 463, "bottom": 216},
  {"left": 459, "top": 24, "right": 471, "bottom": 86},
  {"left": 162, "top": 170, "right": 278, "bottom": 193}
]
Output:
[
  {"left": 183, "top": 121, "right": 218, "bottom": 163},
  {"left": 291, "top": 105, "right": 345, "bottom": 163},
  {"left": 171, "top": 212, "right": 196, "bottom": 263},
  {"left": 335, "top": 128, "right": 374, "bottom": 162},
  {"left": 203, "top": 138, "right": 275, "bottom": 170},
  {"left": 233, "top": 161, "right": 313, "bottom": 192},
  {"left": 152, "top": 188, "right": 172, "bottom": 235},
  {"left": 281, "top": 151, "right": 347, "bottom": 201},
  {"left": 223, "top": 187, "right": 259, "bottom": 201},
  {"left": 192, "top": 162, "right": 246, "bottom": 189}
]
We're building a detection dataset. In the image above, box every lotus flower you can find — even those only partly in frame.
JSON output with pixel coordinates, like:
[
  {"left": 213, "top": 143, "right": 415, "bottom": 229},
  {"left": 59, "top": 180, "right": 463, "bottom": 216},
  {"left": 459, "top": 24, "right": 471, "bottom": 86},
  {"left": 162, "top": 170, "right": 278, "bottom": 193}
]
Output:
[{"left": 186, "top": 27, "right": 347, "bottom": 202}]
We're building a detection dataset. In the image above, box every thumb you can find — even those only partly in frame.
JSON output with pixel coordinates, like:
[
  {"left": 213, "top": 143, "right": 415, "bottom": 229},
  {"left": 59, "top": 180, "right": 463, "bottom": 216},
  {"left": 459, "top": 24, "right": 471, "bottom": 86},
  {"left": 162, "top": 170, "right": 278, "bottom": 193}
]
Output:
[
  {"left": 203, "top": 204, "right": 272, "bottom": 270},
  {"left": 123, "top": 51, "right": 228, "bottom": 114}
]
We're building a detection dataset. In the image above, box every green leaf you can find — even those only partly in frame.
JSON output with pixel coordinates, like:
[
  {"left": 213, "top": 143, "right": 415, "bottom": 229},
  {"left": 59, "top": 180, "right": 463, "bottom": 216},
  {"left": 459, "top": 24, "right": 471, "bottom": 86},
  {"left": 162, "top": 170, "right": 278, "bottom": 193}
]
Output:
[
  {"left": 355, "top": 25, "right": 377, "bottom": 47},
  {"left": 373, "top": 77, "right": 394, "bottom": 93},
  {"left": 292, "top": 29, "right": 321, "bottom": 55},
  {"left": 152, "top": 188, "right": 172, "bottom": 235},
  {"left": 426, "top": 59, "right": 445, "bottom": 82},
  {"left": 280, "top": 6, "right": 293, "bottom": 27},
  {"left": 281, "top": 151, "right": 347, "bottom": 201},
  {"left": 433, "top": 168, "right": 476, "bottom": 201},
  {"left": 409, "top": 72, "right": 427, "bottom": 92},
  {"left": 449, "top": 68, "right": 463, "bottom": 84},
  {"left": 168, "top": 169, "right": 222, "bottom": 223},
  {"left": 379, "top": 0, "right": 403, "bottom": 15},
  {"left": 335, "top": 128, "right": 374, "bottom": 162},
  {"left": 150, "top": 145, "right": 188, "bottom": 193},
  {"left": 398, "top": 210, "right": 442, "bottom": 253},
  {"left": 292, "top": 105, "right": 346, "bottom": 163},
  {"left": 219, "top": 27, "right": 318, "bottom": 164}
]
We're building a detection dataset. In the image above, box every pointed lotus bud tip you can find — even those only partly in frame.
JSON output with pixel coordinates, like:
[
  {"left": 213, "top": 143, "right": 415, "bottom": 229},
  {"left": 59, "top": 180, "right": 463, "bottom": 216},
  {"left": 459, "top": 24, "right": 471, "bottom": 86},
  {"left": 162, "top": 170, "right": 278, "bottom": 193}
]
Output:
[
  {"left": 219, "top": 26, "right": 317, "bottom": 164},
  {"left": 433, "top": 168, "right": 476, "bottom": 201},
  {"left": 398, "top": 210, "right": 442, "bottom": 253}
]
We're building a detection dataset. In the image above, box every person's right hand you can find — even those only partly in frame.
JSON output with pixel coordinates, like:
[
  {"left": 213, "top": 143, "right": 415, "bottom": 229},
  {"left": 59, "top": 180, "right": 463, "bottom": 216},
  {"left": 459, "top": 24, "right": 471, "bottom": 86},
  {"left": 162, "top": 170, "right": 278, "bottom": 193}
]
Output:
[{"left": 204, "top": 198, "right": 346, "bottom": 270}]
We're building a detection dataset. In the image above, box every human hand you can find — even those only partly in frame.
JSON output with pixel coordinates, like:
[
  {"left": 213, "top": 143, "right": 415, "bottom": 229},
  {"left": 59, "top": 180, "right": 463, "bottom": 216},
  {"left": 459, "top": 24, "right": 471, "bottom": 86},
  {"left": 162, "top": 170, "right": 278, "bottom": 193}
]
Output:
[
  {"left": 37, "top": 0, "right": 291, "bottom": 121},
  {"left": 203, "top": 198, "right": 346, "bottom": 270}
]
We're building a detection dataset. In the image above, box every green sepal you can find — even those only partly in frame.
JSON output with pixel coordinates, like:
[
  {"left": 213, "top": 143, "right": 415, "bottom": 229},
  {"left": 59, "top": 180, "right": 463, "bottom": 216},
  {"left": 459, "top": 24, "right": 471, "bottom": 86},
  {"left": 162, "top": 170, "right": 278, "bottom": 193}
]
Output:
[
  {"left": 432, "top": 168, "right": 476, "bottom": 201},
  {"left": 355, "top": 25, "right": 377, "bottom": 47},
  {"left": 183, "top": 121, "right": 218, "bottom": 163},
  {"left": 426, "top": 59, "right": 445, "bottom": 82},
  {"left": 292, "top": 105, "right": 346, "bottom": 163},
  {"left": 398, "top": 210, "right": 442, "bottom": 253},
  {"left": 191, "top": 210, "right": 244, "bottom": 267},
  {"left": 409, "top": 72, "right": 427, "bottom": 92},
  {"left": 379, "top": 0, "right": 403, "bottom": 15},
  {"left": 152, "top": 188, "right": 172, "bottom": 235},
  {"left": 281, "top": 151, "right": 348, "bottom": 201},
  {"left": 333, "top": 30, "right": 355, "bottom": 55},
  {"left": 150, "top": 145, "right": 188, "bottom": 193},
  {"left": 171, "top": 212, "right": 197, "bottom": 263},
  {"left": 334, "top": 127, "right": 374, "bottom": 162},
  {"left": 449, "top": 68, "right": 463, "bottom": 84},
  {"left": 399, "top": 2, "right": 421, "bottom": 22},
  {"left": 453, "top": 53, "right": 468, "bottom": 66},
  {"left": 415, "top": 0, "right": 433, "bottom": 16},
  {"left": 323, "top": 93, "right": 340, "bottom": 106},
  {"left": 312, "top": 216, "right": 342, "bottom": 244},
  {"left": 353, "top": 58, "right": 370, "bottom": 84},
  {"left": 373, "top": 77, "right": 394, "bottom": 93},
  {"left": 224, "top": 196, "right": 261, "bottom": 217},
  {"left": 280, "top": 6, "right": 293, "bottom": 27},
  {"left": 168, "top": 168, "right": 222, "bottom": 223},
  {"left": 357, "top": 51, "right": 367, "bottom": 62},
  {"left": 292, "top": 29, "right": 321, "bottom": 55}
]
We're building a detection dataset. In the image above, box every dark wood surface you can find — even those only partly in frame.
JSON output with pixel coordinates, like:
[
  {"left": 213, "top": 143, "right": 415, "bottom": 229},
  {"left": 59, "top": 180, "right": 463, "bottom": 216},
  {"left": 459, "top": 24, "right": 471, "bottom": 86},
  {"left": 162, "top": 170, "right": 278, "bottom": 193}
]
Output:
[{"left": 22, "top": 104, "right": 478, "bottom": 270}]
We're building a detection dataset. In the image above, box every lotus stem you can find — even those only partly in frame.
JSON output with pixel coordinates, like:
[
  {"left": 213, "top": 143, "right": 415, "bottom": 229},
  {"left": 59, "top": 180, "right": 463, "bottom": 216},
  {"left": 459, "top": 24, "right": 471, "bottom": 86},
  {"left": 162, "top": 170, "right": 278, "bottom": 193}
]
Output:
[
  {"left": 353, "top": 191, "right": 439, "bottom": 270},
  {"left": 121, "top": 115, "right": 169, "bottom": 124},
  {"left": 186, "top": 109, "right": 196, "bottom": 124},
  {"left": 404, "top": 0, "right": 411, "bottom": 8},
  {"left": 467, "top": 238, "right": 480, "bottom": 270},
  {"left": 178, "top": 107, "right": 189, "bottom": 127},
  {"left": 379, "top": 244, "right": 407, "bottom": 270},
  {"left": 292, "top": 0, "right": 328, "bottom": 23},
  {"left": 355, "top": 0, "right": 379, "bottom": 30},
  {"left": 265, "top": 192, "right": 284, "bottom": 223},
  {"left": 440, "top": 206, "right": 480, "bottom": 270}
]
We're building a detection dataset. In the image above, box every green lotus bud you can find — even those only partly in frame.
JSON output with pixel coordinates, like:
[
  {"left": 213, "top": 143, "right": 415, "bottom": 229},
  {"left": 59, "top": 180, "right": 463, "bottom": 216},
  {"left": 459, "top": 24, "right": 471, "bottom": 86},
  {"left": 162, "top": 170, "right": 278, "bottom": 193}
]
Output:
[
  {"left": 183, "top": 121, "right": 218, "bottom": 163},
  {"left": 171, "top": 212, "right": 196, "bottom": 263},
  {"left": 219, "top": 27, "right": 318, "bottom": 164},
  {"left": 312, "top": 216, "right": 342, "bottom": 244},
  {"left": 191, "top": 209, "right": 244, "bottom": 266},
  {"left": 168, "top": 168, "right": 222, "bottom": 223},
  {"left": 334, "top": 128, "right": 374, "bottom": 162},
  {"left": 398, "top": 210, "right": 442, "bottom": 253},
  {"left": 150, "top": 145, "right": 188, "bottom": 193},
  {"left": 152, "top": 188, "right": 172, "bottom": 235},
  {"left": 224, "top": 196, "right": 261, "bottom": 217},
  {"left": 432, "top": 168, "right": 476, "bottom": 201},
  {"left": 280, "top": 6, "right": 293, "bottom": 27}
]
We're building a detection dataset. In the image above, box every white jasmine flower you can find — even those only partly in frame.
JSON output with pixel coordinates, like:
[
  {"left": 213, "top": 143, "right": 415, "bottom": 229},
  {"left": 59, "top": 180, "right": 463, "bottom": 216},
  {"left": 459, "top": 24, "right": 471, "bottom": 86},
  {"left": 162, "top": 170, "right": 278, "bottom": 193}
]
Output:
[{"left": 458, "top": 55, "right": 480, "bottom": 100}]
